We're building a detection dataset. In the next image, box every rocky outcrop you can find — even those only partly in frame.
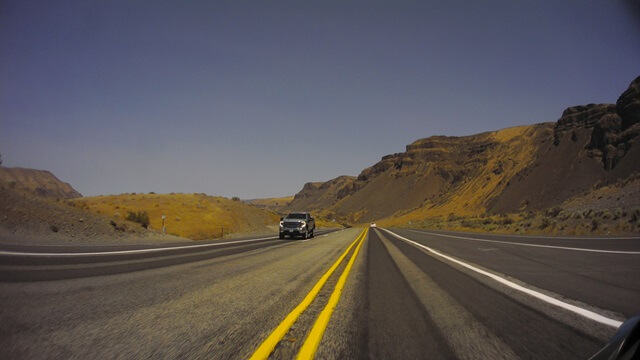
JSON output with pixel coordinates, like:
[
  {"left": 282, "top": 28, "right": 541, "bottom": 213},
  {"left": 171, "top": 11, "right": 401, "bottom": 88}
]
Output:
[
  {"left": 617, "top": 76, "right": 640, "bottom": 129},
  {"left": 553, "top": 76, "right": 640, "bottom": 171}
]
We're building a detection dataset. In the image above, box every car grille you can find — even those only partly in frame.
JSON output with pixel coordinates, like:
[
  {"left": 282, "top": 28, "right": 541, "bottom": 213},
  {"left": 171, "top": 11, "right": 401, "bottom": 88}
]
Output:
[{"left": 283, "top": 222, "right": 301, "bottom": 228}]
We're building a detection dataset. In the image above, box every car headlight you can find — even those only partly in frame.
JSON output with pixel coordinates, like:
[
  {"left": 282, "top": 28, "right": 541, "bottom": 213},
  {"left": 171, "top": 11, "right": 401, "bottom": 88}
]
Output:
[
  {"left": 300, "top": 221, "right": 306, "bottom": 228},
  {"left": 279, "top": 221, "right": 284, "bottom": 228}
]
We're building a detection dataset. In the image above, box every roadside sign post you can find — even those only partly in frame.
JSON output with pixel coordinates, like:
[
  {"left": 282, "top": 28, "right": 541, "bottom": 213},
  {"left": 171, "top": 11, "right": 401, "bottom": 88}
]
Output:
[{"left": 162, "top": 214, "right": 166, "bottom": 234}]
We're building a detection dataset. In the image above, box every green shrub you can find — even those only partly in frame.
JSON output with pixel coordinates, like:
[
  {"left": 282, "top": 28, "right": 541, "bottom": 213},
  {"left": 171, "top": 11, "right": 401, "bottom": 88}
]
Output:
[
  {"left": 591, "top": 219, "right": 599, "bottom": 231},
  {"left": 126, "top": 211, "right": 150, "bottom": 228},
  {"left": 631, "top": 209, "right": 640, "bottom": 223}
]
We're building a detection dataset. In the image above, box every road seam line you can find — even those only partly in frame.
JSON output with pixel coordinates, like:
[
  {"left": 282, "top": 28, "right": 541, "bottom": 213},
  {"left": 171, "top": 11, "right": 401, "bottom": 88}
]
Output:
[
  {"left": 405, "top": 229, "right": 640, "bottom": 254},
  {"left": 382, "top": 229, "right": 623, "bottom": 328},
  {"left": 249, "top": 229, "right": 366, "bottom": 360},
  {"left": 296, "top": 228, "right": 367, "bottom": 360},
  {"left": 375, "top": 230, "right": 518, "bottom": 360}
]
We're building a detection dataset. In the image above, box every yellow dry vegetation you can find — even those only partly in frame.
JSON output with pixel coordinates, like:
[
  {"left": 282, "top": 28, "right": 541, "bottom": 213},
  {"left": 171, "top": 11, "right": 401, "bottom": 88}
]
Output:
[
  {"left": 71, "top": 193, "right": 280, "bottom": 240},
  {"left": 379, "top": 125, "right": 540, "bottom": 227}
]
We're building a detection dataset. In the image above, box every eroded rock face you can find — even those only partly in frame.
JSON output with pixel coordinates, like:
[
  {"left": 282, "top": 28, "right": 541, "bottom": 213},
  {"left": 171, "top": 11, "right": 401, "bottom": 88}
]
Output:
[
  {"left": 617, "top": 76, "right": 640, "bottom": 129},
  {"left": 556, "top": 104, "right": 616, "bottom": 131},
  {"left": 554, "top": 76, "right": 640, "bottom": 171}
]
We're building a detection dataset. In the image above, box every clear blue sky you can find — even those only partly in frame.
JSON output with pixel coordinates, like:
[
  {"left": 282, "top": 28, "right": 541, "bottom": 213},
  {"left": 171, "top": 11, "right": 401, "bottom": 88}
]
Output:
[{"left": 1, "top": 1, "right": 639, "bottom": 198}]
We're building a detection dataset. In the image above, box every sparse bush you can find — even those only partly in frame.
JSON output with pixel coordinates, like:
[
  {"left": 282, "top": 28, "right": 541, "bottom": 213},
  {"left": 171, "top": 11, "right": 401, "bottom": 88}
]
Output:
[
  {"left": 461, "top": 219, "right": 478, "bottom": 228},
  {"left": 631, "top": 209, "right": 640, "bottom": 223},
  {"left": 232, "top": 196, "right": 240, "bottom": 201},
  {"left": 110, "top": 220, "right": 117, "bottom": 227},
  {"left": 149, "top": 192, "right": 155, "bottom": 194},
  {"left": 591, "top": 219, "right": 599, "bottom": 231},
  {"left": 601, "top": 210, "right": 611, "bottom": 219},
  {"left": 557, "top": 211, "right": 569, "bottom": 221},
  {"left": 126, "top": 211, "right": 150, "bottom": 228},
  {"left": 540, "top": 217, "right": 551, "bottom": 229},
  {"left": 9, "top": 180, "right": 16, "bottom": 189},
  {"left": 583, "top": 209, "right": 593, "bottom": 219},
  {"left": 613, "top": 208, "right": 623, "bottom": 220},
  {"left": 447, "top": 213, "right": 457, "bottom": 222},
  {"left": 482, "top": 218, "right": 493, "bottom": 225},
  {"left": 520, "top": 210, "right": 535, "bottom": 220},
  {"left": 546, "top": 206, "right": 563, "bottom": 218},
  {"left": 50, "top": 224, "right": 59, "bottom": 233},
  {"left": 498, "top": 217, "right": 514, "bottom": 225},
  {"left": 572, "top": 211, "right": 583, "bottom": 219}
]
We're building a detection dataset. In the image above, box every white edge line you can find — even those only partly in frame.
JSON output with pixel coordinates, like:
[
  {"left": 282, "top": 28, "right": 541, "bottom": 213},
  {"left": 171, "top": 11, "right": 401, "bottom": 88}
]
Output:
[
  {"left": 381, "top": 228, "right": 623, "bottom": 328},
  {"left": 408, "top": 229, "right": 640, "bottom": 240},
  {"left": 405, "top": 229, "right": 640, "bottom": 255},
  {"left": 0, "top": 236, "right": 281, "bottom": 257}
]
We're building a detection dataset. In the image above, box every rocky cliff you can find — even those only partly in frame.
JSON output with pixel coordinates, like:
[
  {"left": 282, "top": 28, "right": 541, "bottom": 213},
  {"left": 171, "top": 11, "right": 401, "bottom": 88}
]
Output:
[{"left": 286, "top": 76, "right": 640, "bottom": 224}]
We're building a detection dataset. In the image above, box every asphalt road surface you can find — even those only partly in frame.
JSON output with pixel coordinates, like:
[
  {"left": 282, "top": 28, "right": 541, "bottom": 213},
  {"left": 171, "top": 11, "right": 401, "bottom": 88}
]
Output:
[{"left": 0, "top": 227, "right": 638, "bottom": 359}]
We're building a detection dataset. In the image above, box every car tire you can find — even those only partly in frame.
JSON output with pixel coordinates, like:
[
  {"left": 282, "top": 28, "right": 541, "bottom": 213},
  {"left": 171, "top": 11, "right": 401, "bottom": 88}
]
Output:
[
  {"left": 279, "top": 234, "right": 284, "bottom": 239},
  {"left": 310, "top": 230, "right": 314, "bottom": 238}
]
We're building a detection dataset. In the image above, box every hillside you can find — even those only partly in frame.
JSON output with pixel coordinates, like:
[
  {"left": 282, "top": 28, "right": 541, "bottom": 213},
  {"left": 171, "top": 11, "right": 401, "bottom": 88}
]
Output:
[
  {"left": 0, "top": 166, "right": 82, "bottom": 199},
  {"left": 243, "top": 196, "right": 294, "bottom": 212},
  {"left": 286, "top": 76, "right": 640, "bottom": 233},
  {"left": 0, "top": 186, "right": 182, "bottom": 245},
  {"left": 71, "top": 193, "right": 281, "bottom": 240}
]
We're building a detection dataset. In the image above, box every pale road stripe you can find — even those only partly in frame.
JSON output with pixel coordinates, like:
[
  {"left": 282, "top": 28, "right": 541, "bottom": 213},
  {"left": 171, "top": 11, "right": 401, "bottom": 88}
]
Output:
[
  {"left": 406, "top": 228, "right": 640, "bottom": 240},
  {"left": 0, "top": 236, "right": 283, "bottom": 257},
  {"left": 405, "top": 229, "right": 640, "bottom": 254},
  {"left": 382, "top": 229, "right": 624, "bottom": 328}
]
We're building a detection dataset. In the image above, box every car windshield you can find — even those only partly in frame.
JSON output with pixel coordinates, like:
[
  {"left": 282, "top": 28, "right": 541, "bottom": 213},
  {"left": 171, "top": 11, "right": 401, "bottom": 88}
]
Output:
[{"left": 286, "top": 213, "right": 306, "bottom": 219}]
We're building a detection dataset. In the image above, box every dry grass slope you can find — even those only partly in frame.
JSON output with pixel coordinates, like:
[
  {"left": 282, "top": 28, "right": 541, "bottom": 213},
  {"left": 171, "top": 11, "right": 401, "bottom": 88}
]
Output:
[{"left": 72, "top": 193, "right": 280, "bottom": 240}]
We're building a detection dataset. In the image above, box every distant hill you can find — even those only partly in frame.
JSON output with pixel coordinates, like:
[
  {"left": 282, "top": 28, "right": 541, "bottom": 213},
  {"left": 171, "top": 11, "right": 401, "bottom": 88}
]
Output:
[
  {"left": 71, "top": 193, "right": 280, "bottom": 240},
  {"left": 243, "top": 196, "right": 294, "bottom": 212},
  {"left": 286, "top": 76, "right": 640, "bottom": 232},
  {"left": 0, "top": 167, "right": 82, "bottom": 199}
]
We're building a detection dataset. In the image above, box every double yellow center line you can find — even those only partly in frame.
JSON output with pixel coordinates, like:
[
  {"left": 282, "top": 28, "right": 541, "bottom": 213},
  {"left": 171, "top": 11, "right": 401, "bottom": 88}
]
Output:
[{"left": 250, "top": 228, "right": 368, "bottom": 360}]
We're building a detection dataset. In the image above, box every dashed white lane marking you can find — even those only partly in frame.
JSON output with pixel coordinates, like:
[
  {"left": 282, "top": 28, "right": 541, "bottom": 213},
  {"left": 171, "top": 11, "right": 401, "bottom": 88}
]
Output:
[
  {"left": 406, "top": 229, "right": 640, "bottom": 254},
  {"left": 0, "top": 236, "right": 282, "bottom": 257},
  {"left": 382, "top": 229, "right": 624, "bottom": 328}
]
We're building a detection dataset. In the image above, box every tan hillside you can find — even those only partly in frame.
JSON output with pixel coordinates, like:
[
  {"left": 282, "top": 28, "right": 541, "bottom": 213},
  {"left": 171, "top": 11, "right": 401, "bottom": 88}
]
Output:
[
  {"left": 287, "top": 76, "right": 640, "bottom": 234},
  {"left": 284, "top": 175, "right": 356, "bottom": 213},
  {"left": 71, "top": 193, "right": 280, "bottom": 240},
  {"left": 0, "top": 185, "right": 180, "bottom": 245},
  {"left": 243, "top": 196, "right": 294, "bottom": 212},
  {"left": 0, "top": 167, "right": 82, "bottom": 199}
]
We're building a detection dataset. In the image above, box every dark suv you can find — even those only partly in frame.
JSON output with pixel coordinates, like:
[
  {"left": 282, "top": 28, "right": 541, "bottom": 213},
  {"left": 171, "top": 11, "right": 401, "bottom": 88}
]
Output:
[{"left": 279, "top": 212, "right": 316, "bottom": 239}]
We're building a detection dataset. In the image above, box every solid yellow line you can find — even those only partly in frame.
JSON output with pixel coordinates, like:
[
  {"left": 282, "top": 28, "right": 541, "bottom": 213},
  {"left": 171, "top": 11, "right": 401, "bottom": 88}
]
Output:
[
  {"left": 296, "top": 228, "right": 367, "bottom": 360},
  {"left": 249, "top": 229, "right": 367, "bottom": 360}
]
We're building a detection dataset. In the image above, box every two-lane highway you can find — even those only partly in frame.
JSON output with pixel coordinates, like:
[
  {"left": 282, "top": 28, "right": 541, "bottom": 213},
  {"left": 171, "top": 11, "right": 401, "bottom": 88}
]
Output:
[{"left": 0, "top": 227, "right": 638, "bottom": 359}]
